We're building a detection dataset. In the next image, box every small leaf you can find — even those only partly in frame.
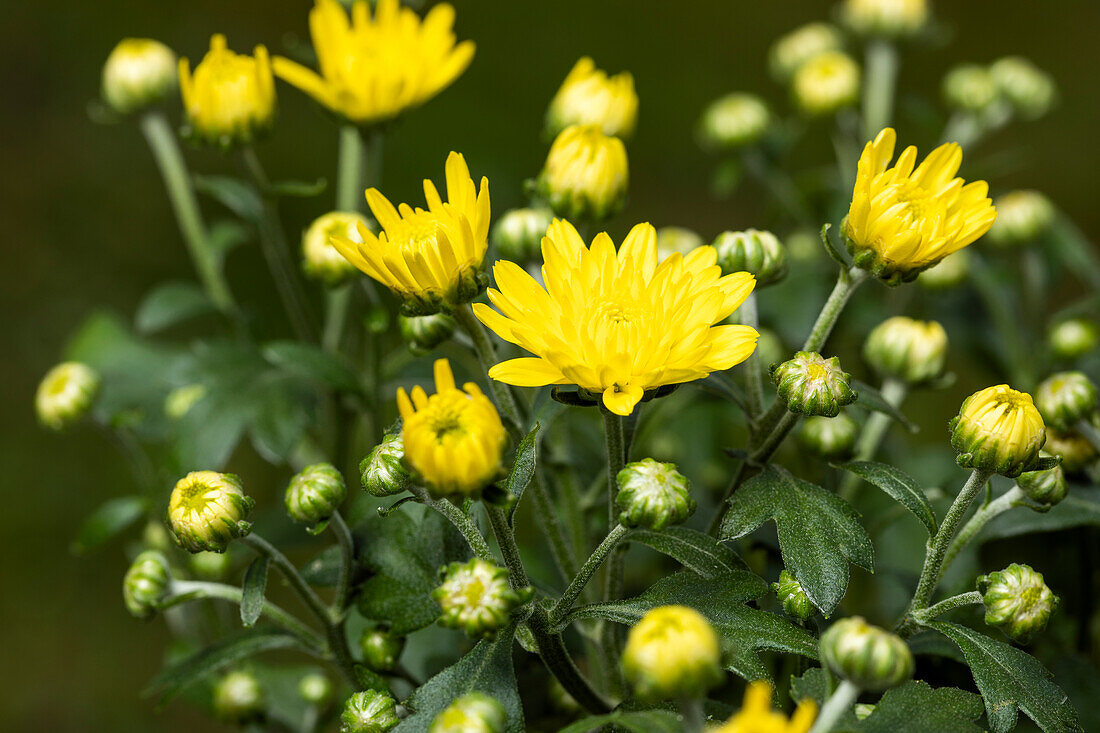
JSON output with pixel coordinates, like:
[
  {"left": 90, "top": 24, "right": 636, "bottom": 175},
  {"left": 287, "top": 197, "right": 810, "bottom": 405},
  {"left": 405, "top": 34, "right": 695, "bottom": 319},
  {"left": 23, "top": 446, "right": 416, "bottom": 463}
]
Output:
[
  {"left": 820, "top": 223, "right": 850, "bottom": 267},
  {"left": 194, "top": 174, "right": 263, "bottom": 223},
  {"left": 266, "top": 178, "right": 327, "bottom": 197},
  {"left": 71, "top": 495, "right": 148, "bottom": 554},
  {"left": 354, "top": 664, "right": 390, "bottom": 693},
  {"left": 506, "top": 423, "right": 540, "bottom": 499},
  {"left": 135, "top": 282, "right": 215, "bottom": 333},
  {"left": 628, "top": 526, "right": 747, "bottom": 578},
  {"left": 263, "top": 341, "right": 362, "bottom": 394},
  {"left": 558, "top": 710, "right": 683, "bottom": 733},
  {"left": 852, "top": 380, "right": 919, "bottom": 433},
  {"left": 240, "top": 557, "right": 269, "bottom": 628},
  {"left": 300, "top": 546, "right": 341, "bottom": 586},
  {"left": 837, "top": 461, "right": 937, "bottom": 535},
  {"left": 206, "top": 219, "right": 251, "bottom": 256}
]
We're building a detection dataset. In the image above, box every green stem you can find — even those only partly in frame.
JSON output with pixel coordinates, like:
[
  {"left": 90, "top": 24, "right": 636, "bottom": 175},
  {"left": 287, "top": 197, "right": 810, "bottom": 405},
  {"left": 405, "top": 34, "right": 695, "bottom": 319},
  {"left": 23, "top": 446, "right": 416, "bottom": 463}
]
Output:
[
  {"left": 452, "top": 304, "right": 527, "bottom": 434},
  {"left": 912, "top": 591, "right": 984, "bottom": 624},
  {"left": 599, "top": 410, "right": 628, "bottom": 693},
  {"left": 601, "top": 410, "right": 626, "bottom": 529},
  {"left": 551, "top": 524, "right": 630, "bottom": 623},
  {"left": 487, "top": 504, "right": 530, "bottom": 587},
  {"left": 810, "top": 680, "right": 861, "bottom": 733},
  {"left": 740, "top": 293, "right": 765, "bottom": 420},
  {"left": 329, "top": 511, "right": 355, "bottom": 615},
  {"left": 838, "top": 378, "right": 908, "bottom": 501},
  {"left": 970, "top": 252, "right": 1032, "bottom": 386},
  {"left": 861, "top": 39, "right": 898, "bottom": 139},
  {"left": 680, "top": 699, "right": 706, "bottom": 733},
  {"left": 940, "top": 486, "right": 1025, "bottom": 576},
  {"left": 410, "top": 486, "right": 495, "bottom": 562},
  {"left": 743, "top": 148, "right": 814, "bottom": 227},
  {"left": 139, "top": 111, "right": 234, "bottom": 313}
]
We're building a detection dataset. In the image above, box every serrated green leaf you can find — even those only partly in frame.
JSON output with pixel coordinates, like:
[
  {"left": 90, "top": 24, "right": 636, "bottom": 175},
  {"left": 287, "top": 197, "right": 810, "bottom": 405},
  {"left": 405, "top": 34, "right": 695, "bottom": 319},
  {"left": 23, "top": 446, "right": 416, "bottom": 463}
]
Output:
[
  {"left": 135, "top": 282, "right": 215, "bottom": 333},
  {"left": 628, "top": 526, "right": 746, "bottom": 578},
  {"left": 928, "top": 621, "right": 1081, "bottom": 733},
  {"left": 194, "top": 174, "right": 262, "bottom": 223},
  {"left": 856, "top": 680, "right": 984, "bottom": 733},
  {"left": 837, "top": 461, "right": 936, "bottom": 535},
  {"left": 980, "top": 487, "right": 1100, "bottom": 542},
  {"left": 71, "top": 495, "right": 149, "bottom": 554},
  {"left": 720, "top": 465, "right": 873, "bottom": 615},
  {"left": 852, "top": 380, "right": 918, "bottom": 433},
  {"left": 240, "top": 556, "right": 269, "bottom": 628},
  {"left": 263, "top": 341, "right": 362, "bottom": 394},
  {"left": 557, "top": 709, "right": 683, "bottom": 733}
]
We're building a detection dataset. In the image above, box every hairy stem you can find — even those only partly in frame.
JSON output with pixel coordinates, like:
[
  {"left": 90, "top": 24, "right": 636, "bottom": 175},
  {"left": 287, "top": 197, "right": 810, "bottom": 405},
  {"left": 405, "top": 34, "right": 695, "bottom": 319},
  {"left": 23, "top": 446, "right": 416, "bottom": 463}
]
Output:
[
  {"left": 810, "top": 680, "right": 861, "bottom": 733},
  {"left": 940, "top": 486, "right": 1026, "bottom": 576},
  {"left": 410, "top": 485, "right": 495, "bottom": 562},
  {"left": 329, "top": 511, "right": 355, "bottom": 615},
  {"left": 740, "top": 292, "right": 765, "bottom": 420},
  {"left": 912, "top": 591, "right": 984, "bottom": 624},
  {"left": 551, "top": 524, "right": 630, "bottom": 623}
]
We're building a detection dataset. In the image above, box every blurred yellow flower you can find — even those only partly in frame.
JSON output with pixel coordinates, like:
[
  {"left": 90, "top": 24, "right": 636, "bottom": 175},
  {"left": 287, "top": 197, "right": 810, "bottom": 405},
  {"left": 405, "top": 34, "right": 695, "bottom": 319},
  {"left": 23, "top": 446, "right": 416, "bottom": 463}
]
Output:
[
  {"left": 475, "top": 220, "right": 758, "bottom": 416},
  {"left": 537, "top": 124, "right": 629, "bottom": 222},
  {"left": 792, "top": 51, "right": 860, "bottom": 116},
  {"left": 713, "top": 681, "right": 817, "bottom": 733},
  {"left": 330, "top": 151, "right": 490, "bottom": 314},
  {"left": 179, "top": 34, "right": 275, "bottom": 147},
  {"left": 845, "top": 128, "right": 996, "bottom": 284},
  {"left": 273, "top": 0, "right": 474, "bottom": 126},
  {"left": 546, "top": 57, "right": 638, "bottom": 138}
]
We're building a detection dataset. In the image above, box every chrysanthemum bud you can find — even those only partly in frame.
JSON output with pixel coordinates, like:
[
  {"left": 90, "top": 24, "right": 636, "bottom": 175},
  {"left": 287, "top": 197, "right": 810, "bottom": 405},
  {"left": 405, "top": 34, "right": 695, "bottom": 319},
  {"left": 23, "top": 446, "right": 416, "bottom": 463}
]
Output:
[
  {"left": 102, "top": 38, "right": 177, "bottom": 115},
  {"left": 36, "top": 362, "right": 99, "bottom": 431},
  {"left": 164, "top": 383, "right": 206, "bottom": 419},
  {"left": 712, "top": 229, "right": 789, "bottom": 286},
  {"left": 285, "top": 462, "right": 346, "bottom": 530},
  {"left": 1044, "top": 427, "right": 1098, "bottom": 476},
  {"left": 769, "top": 23, "right": 844, "bottom": 81},
  {"left": 302, "top": 211, "right": 370, "bottom": 286},
  {"left": 189, "top": 550, "right": 231, "bottom": 580},
  {"left": 917, "top": 250, "right": 970, "bottom": 290},
  {"left": 1035, "top": 372, "right": 1098, "bottom": 431},
  {"left": 698, "top": 93, "right": 771, "bottom": 150},
  {"left": 398, "top": 313, "right": 457, "bottom": 356},
  {"left": 989, "top": 57, "right": 1056, "bottom": 120},
  {"left": 820, "top": 617, "right": 913, "bottom": 691},
  {"left": 798, "top": 413, "right": 860, "bottom": 462},
  {"left": 772, "top": 570, "right": 814, "bottom": 621},
  {"left": 793, "top": 51, "right": 861, "bottom": 116},
  {"left": 213, "top": 670, "right": 265, "bottom": 724},
  {"left": 772, "top": 352, "right": 857, "bottom": 417},
  {"left": 615, "top": 458, "right": 695, "bottom": 531},
  {"left": 756, "top": 329, "right": 786, "bottom": 371},
  {"left": 988, "top": 190, "right": 1055, "bottom": 247},
  {"left": 841, "top": 0, "right": 929, "bottom": 38},
  {"left": 361, "top": 433, "right": 412, "bottom": 497},
  {"left": 1015, "top": 458, "right": 1068, "bottom": 510},
  {"left": 491, "top": 208, "right": 553, "bottom": 263},
  {"left": 358, "top": 626, "right": 405, "bottom": 673},
  {"left": 621, "top": 605, "right": 723, "bottom": 701},
  {"left": 942, "top": 64, "right": 999, "bottom": 114},
  {"left": 978, "top": 563, "right": 1058, "bottom": 643},
  {"left": 429, "top": 692, "right": 507, "bottom": 733},
  {"left": 863, "top": 316, "right": 948, "bottom": 385},
  {"left": 298, "top": 673, "right": 333, "bottom": 707},
  {"left": 1049, "top": 318, "right": 1100, "bottom": 361},
  {"left": 340, "top": 690, "right": 399, "bottom": 733},
  {"left": 434, "top": 558, "right": 533, "bottom": 639},
  {"left": 537, "top": 124, "right": 628, "bottom": 222},
  {"left": 950, "top": 385, "right": 1046, "bottom": 478},
  {"left": 656, "top": 226, "right": 705, "bottom": 259},
  {"left": 123, "top": 550, "right": 171, "bottom": 619},
  {"left": 546, "top": 57, "right": 638, "bottom": 139},
  {"left": 167, "top": 471, "right": 254, "bottom": 553}
]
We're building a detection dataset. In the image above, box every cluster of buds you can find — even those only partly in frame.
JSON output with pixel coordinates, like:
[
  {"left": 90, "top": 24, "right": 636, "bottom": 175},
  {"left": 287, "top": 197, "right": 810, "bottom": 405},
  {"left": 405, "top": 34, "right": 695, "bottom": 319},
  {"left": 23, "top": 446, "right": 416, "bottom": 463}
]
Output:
[
  {"left": 1034, "top": 372, "right": 1098, "bottom": 431},
  {"left": 772, "top": 352, "right": 857, "bottom": 417},
  {"left": 950, "top": 385, "right": 1046, "bottom": 478},
  {"left": 536, "top": 124, "right": 628, "bottom": 222},
  {"left": 358, "top": 626, "right": 405, "bottom": 673},
  {"left": 698, "top": 93, "right": 771, "bottom": 150},
  {"left": 820, "top": 617, "right": 913, "bottom": 690},
  {"left": 863, "top": 316, "right": 948, "bottom": 386},
  {"left": 398, "top": 313, "right": 457, "bottom": 356},
  {"left": 167, "top": 471, "right": 254, "bottom": 553},
  {"left": 285, "top": 462, "right": 346, "bottom": 531},
  {"left": 302, "top": 211, "right": 371, "bottom": 286},
  {"left": 772, "top": 570, "right": 814, "bottom": 621},
  {"left": 340, "top": 690, "right": 399, "bottom": 733},
  {"left": 712, "top": 229, "right": 789, "bottom": 286},
  {"left": 122, "top": 550, "right": 172, "bottom": 619},
  {"left": 798, "top": 413, "right": 859, "bottom": 462},
  {"left": 1016, "top": 459, "right": 1068, "bottom": 510},
  {"left": 361, "top": 432, "right": 412, "bottom": 497},
  {"left": 990, "top": 57, "right": 1057, "bottom": 120},
  {"left": 35, "top": 362, "right": 99, "bottom": 431},
  {"left": 213, "top": 670, "right": 265, "bottom": 725},
  {"left": 621, "top": 605, "right": 723, "bottom": 701},
  {"left": 433, "top": 558, "right": 533, "bottom": 639},
  {"left": 101, "top": 38, "right": 177, "bottom": 115},
  {"left": 491, "top": 208, "right": 552, "bottom": 263},
  {"left": 1049, "top": 318, "right": 1099, "bottom": 361},
  {"left": 615, "top": 458, "right": 696, "bottom": 531},
  {"left": 430, "top": 692, "right": 506, "bottom": 733},
  {"left": 978, "top": 563, "right": 1058, "bottom": 643},
  {"left": 988, "top": 191, "right": 1056, "bottom": 247}
]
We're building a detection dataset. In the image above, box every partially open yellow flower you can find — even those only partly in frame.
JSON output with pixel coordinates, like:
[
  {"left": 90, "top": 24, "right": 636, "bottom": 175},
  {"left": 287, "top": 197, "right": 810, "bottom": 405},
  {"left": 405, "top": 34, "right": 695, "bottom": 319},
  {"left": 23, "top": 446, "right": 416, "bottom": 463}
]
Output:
[
  {"left": 179, "top": 35, "right": 275, "bottom": 148},
  {"left": 273, "top": 0, "right": 474, "bottom": 126},
  {"left": 845, "top": 128, "right": 997, "bottom": 284},
  {"left": 475, "top": 220, "right": 758, "bottom": 416},
  {"left": 398, "top": 359, "right": 507, "bottom": 497},
  {"left": 546, "top": 57, "right": 638, "bottom": 139},
  {"left": 713, "top": 681, "right": 817, "bottom": 733},
  {"left": 537, "top": 125, "right": 629, "bottom": 222},
  {"left": 951, "top": 385, "right": 1046, "bottom": 477},
  {"left": 330, "top": 152, "right": 490, "bottom": 314}
]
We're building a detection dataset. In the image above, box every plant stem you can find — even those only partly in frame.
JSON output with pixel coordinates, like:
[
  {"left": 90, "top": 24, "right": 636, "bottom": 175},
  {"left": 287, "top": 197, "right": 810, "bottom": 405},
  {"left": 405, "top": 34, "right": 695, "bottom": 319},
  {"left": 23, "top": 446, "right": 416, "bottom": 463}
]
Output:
[
  {"left": 740, "top": 292, "right": 765, "bottom": 420},
  {"left": 599, "top": 410, "right": 629, "bottom": 692},
  {"left": 410, "top": 486, "right": 494, "bottom": 562},
  {"left": 810, "top": 680, "right": 861, "bottom": 733},
  {"left": 912, "top": 591, "right": 984, "bottom": 624},
  {"left": 139, "top": 111, "right": 234, "bottom": 313},
  {"left": 680, "top": 698, "right": 706, "bottom": 733},
  {"left": 601, "top": 410, "right": 626, "bottom": 529},
  {"left": 329, "top": 510, "right": 355, "bottom": 615},
  {"left": 838, "top": 378, "right": 909, "bottom": 501},
  {"left": 551, "top": 524, "right": 630, "bottom": 623},
  {"left": 861, "top": 39, "right": 898, "bottom": 139},
  {"left": 940, "top": 486, "right": 1026, "bottom": 576},
  {"left": 530, "top": 466, "right": 580, "bottom": 579}
]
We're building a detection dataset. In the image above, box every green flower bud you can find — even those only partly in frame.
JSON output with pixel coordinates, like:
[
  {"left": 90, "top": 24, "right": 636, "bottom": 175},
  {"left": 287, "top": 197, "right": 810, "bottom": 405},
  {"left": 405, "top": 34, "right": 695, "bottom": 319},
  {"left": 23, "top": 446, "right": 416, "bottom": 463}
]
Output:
[
  {"left": 990, "top": 57, "right": 1056, "bottom": 120},
  {"left": 361, "top": 433, "right": 412, "bottom": 497},
  {"left": 978, "top": 563, "right": 1058, "bottom": 643},
  {"left": 102, "top": 38, "right": 177, "bottom": 114},
  {"left": 492, "top": 208, "right": 552, "bottom": 263},
  {"left": 429, "top": 692, "right": 506, "bottom": 733},
  {"left": 434, "top": 558, "right": 533, "bottom": 639},
  {"left": 819, "top": 617, "right": 913, "bottom": 691},
  {"left": 298, "top": 673, "right": 333, "bottom": 707},
  {"left": 1045, "top": 427, "right": 1098, "bottom": 476},
  {"left": 712, "top": 229, "right": 788, "bottom": 286},
  {"left": 943, "top": 64, "right": 999, "bottom": 113},
  {"left": 398, "top": 313, "right": 457, "bottom": 355},
  {"left": 792, "top": 52, "right": 861, "bottom": 116},
  {"left": 918, "top": 250, "right": 970, "bottom": 290},
  {"left": 615, "top": 458, "right": 695, "bottom": 531},
  {"left": 772, "top": 570, "right": 814, "bottom": 621},
  {"left": 213, "top": 670, "right": 265, "bottom": 724},
  {"left": 189, "top": 550, "right": 232, "bottom": 581},
  {"left": 1049, "top": 318, "right": 1100, "bottom": 361},
  {"left": 769, "top": 23, "right": 844, "bottom": 81},
  {"left": 797, "top": 413, "right": 859, "bottom": 462},
  {"left": 35, "top": 362, "right": 99, "bottom": 431},
  {"left": 863, "top": 316, "right": 948, "bottom": 385},
  {"left": 1035, "top": 372, "right": 1098, "bottom": 431},
  {"left": 950, "top": 385, "right": 1047, "bottom": 478},
  {"left": 122, "top": 550, "right": 171, "bottom": 619},
  {"left": 755, "top": 329, "right": 785, "bottom": 370},
  {"left": 340, "top": 690, "right": 399, "bottom": 733},
  {"left": 302, "top": 211, "right": 371, "bottom": 286},
  {"left": 698, "top": 93, "right": 770, "bottom": 150},
  {"left": 988, "top": 190, "right": 1055, "bottom": 247},
  {"left": 841, "top": 0, "right": 929, "bottom": 38},
  {"left": 656, "top": 226, "right": 705, "bottom": 260},
  {"left": 164, "top": 383, "right": 206, "bottom": 419},
  {"left": 772, "top": 352, "right": 857, "bottom": 417},
  {"left": 285, "top": 462, "right": 347, "bottom": 529},
  {"left": 167, "top": 471, "right": 254, "bottom": 553},
  {"left": 621, "top": 605, "right": 723, "bottom": 701},
  {"left": 1015, "top": 457, "right": 1068, "bottom": 510},
  {"left": 358, "top": 626, "right": 405, "bottom": 673},
  {"left": 537, "top": 125, "right": 628, "bottom": 222}
]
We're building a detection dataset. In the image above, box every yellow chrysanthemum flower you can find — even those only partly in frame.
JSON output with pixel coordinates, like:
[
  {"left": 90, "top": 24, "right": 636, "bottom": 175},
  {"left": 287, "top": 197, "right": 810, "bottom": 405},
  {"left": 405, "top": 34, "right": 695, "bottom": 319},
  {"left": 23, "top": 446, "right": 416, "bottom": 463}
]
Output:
[
  {"left": 474, "top": 219, "right": 758, "bottom": 416},
  {"left": 546, "top": 57, "right": 638, "bottom": 139},
  {"left": 950, "top": 384, "right": 1046, "bottom": 477},
  {"left": 844, "top": 128, "right": 997, "bottom": 284},
  {"left": 537, "top": 124, "right": 629, "bottom": 222},
  {"left": 272, "top": 0, "right": 474, "bottom": 126},
  {"left": 398, "top": 359, "right": 507, "bottom": 497},
  {"left": 713, "top": 681, "right": 817, "bottom": 733},
  {"left": 179, "top": 34, "right": 275, "bottom": 147},
  {"left": 330, "top": 151, "right": 490, "bottom": 314}
]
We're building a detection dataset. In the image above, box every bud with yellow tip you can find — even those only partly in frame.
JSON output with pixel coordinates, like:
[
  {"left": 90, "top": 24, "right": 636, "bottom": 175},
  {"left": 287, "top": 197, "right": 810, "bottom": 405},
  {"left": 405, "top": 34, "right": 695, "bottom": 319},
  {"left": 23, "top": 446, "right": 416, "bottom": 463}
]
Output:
[
  {"left": 102, "top": 38, "right": 177, "bottom": 115},
  {"left": 772, "top": 352, "right": 857, "bottom": 417},
  {"left": 340, "top": 690, "right": 399, "bottom": 733},
  {"left": 950, "top": 385, "right": 1046, "bottom": 478},
  {"left": 988, "top": 190, "right": 1055, "bottom": 247},
  {"left": 978, "top": 563, "right": 1058, "bottom": 643},
  {"left": 615, "top": 458, "right": 695, "bottom": 531},
  {"left": 863, "top": 316, "right": 948, "bottom": 386},
  {"left": 546, "top": 57, "right": 638, "bottom": 139},
  {"left": 1049, "top": 318, "right": 1099, "bottom": 361},
  {"left": 429, "top": 692, "right": 506, "bottom": 733},
  {"left": 820, "top": 616, "right": 913, "bottom": 691},
  {"left": 36, "top": 362, "right": 99, "bottom": 431},
  {"left": 943, "top": 64, "right": 999, "bottom": 114},
  {"left": 285, "top": 462, "right": 346, "bottom": 531},
  {"left": 769, "top": 23, "right": 844, "bottom": 81},
  {"left": 1035, "top": 372, "right": 1098, "bottom": 431},
  {"left": 434, "top": 558, "right": 532, "bottom": 639},
  {"left": 841, "top": 0, "right": 929, "bottom": 38},
  {"left": 792, "top": 51, "right": 861, "bottom": 116},
  {"left": 167, "top": 470, "right": 254, "bottom": 553},
  {"left": 621, "top": 605, "right": 723, "bottom": 701},
  {"left": 537, "top": 124, "right": 628, "bottom": 222},
  {"left": 302, "top": 211, "right": 371, "bottom": 286}
]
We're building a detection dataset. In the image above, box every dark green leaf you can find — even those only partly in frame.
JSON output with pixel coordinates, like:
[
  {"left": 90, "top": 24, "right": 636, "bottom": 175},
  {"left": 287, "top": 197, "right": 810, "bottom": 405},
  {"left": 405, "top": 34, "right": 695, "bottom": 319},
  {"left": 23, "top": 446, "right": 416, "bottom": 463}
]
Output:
[
  {"left": 981, "top": 487, "right": 1100, "bottom": 542},
  {"left": 267, "top": 178, "right": 327, "bottom": 198},
  {"left": 506, "top": 423, "right": 539, "bottom": 500},
  {"left": 240, "top": 557, "right": 269, "bottom": 628},
  {"left": 557, "top": 709, "right": 682, "bottom": 733},
  {"left": 71, "top": 495, "right": 148, "bottom": 554},
  {"left": 720, "top": 466, "right": 873, "bottom": 616},
  {"left": 194, "top": 174, "right": 262, "bottom": 223},
  {"left": 263, "top": 341, "right": 362, "bottom": 394},
  {"left": 206, "top": 219, "right": 252, "bottom": 256},
  {"left": 928, "top": 621, "right": 1081, "bottom": 733},
  {"left": 628, "top": 526, "right": 747, "bottom": 578},
  {"left": 135, "top": 282, "right": 215, "bottom": 333},
  {"left": 300, "top": 545, "right": 341, "bottom": 586},
  {"left": 791, "top": 668, "right": 858, "bottom": 729},
  {"left": 852, "top": 380, "right": 918, "bottom": 433},
  {"left": 837, "top": 461, "right": 936, "bottom": 535},
  {"left": 856, "top": 681, "right": 984, "bottom": 733}
]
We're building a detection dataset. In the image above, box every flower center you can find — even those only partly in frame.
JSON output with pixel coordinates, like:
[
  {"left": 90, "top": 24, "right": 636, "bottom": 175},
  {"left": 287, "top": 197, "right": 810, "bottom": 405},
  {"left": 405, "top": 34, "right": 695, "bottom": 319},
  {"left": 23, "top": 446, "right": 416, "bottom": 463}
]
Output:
[
  {"left": 806, "top": 364, "right": 829, "bottom": 381},
  {"left": 176, "top": 481, "right": 217, "bottom": 514},
  {"left": 596, "top": 299, "right": 646, "bottom": 327},
  {"left": 425, "top": 394, "right": 470, "bottom": 441},
  {"left": 391, "top": 212, "right": 441, "bottom": 252},
  {"left": 894, "top": 182, "right": 934, "bottom": 220}
]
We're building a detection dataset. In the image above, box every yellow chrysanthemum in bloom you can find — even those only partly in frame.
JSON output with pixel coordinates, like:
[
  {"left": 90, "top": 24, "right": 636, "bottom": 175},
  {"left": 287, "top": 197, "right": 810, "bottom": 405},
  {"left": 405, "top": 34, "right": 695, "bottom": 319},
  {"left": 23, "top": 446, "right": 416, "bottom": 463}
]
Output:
[
  {"left": 272, "top": 0, "right": 474, "bottom": 126},
  {"left": 546, "top": 57, "right": 638, "bottom": 138},
  {"left": 179, "top": 35, "right": 275, "bottom": 147},
  {"left": 398, "top": 359, "right": 507, "bottom": 497},
  {"left": 330, "top": 152, "right": 490, "bottom": 314},
  {"left": 713, "top": 681, "right": 817, "bottom": 733},
  {"left": 845, "top": 128, "right": 997, "bottom": 284},
  {"left": 474, "top": 220, "right": 758, "bottom": 416}
]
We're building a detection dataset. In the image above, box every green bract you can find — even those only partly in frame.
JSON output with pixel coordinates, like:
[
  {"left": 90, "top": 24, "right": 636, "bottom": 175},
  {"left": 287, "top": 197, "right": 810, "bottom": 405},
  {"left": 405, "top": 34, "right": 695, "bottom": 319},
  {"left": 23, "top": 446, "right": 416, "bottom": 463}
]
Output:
[
  {"left": 772, "top": 570, "right": 814, "bottom": 621},
  {"left": 433, "top": 558, "right": 533, "bottom": 639},
  {"left": 772, "top": 351, "right": 857, "bottom": 417},
  {"left": 615, "top": 457, "right": 695, "bottom": 531},
  {"left": 978, "top": 563, "right": 1058, "bottom": 643},
  {"left": 285, "top": 462, "right": 346, "bottom": 529},
  {"left": 122, "top": 550, "right": 171, "bottom": 619},
  {"left": 340, "top": 690, "right": 399, "bottom": 733}
]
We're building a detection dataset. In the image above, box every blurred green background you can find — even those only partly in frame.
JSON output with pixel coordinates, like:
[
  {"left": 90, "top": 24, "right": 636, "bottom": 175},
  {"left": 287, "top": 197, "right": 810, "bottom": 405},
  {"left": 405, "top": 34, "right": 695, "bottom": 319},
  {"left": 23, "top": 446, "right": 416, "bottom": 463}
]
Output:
[{"left": 3, "top": 0, "right": 1099, "bottom": 729}]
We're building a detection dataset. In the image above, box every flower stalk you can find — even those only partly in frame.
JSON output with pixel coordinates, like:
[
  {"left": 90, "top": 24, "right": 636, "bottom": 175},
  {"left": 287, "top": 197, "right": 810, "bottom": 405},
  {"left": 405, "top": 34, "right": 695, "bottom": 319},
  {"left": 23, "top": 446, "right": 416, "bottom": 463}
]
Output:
[
  {"left": 329, "top": 510, "right": 355, "bottom": 615},
  {"left": 911, "top": 591, "right": 984, "bottom": 624},
  {"left": 810, "top": 679, "right": 861, "bottom": 733},
  {"left": 862, "top": 40, "right": 898, "bottom": 139},
  {"left": 551, "top": 524, "right": 630, "bottom": 624},
  {"left": 409, "top": 485, "right": 495, "bottom": 563},
  {"left": 940, "top": 485, "right": 1027, "bottom": 575}
]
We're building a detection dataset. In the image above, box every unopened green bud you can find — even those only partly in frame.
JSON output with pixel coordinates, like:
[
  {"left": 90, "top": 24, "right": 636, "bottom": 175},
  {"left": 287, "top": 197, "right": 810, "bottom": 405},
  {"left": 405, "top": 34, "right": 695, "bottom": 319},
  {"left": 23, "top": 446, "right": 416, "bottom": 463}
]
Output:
[
  {"left": 302, "top": 211, "right": 370, "bottom": 286},
  {"left": 164, "top": 383, "right": 206, "bottom": 419},
  {"left": 434, "top": 558, "right": 533, "bottom": 639},
  {"left": 340, "top": 690, "right": 399, "bottom": 733},
  {"left": 361, "top": 433, "right": 412, "bottom": 497},
  {"left": 123, "top": 550, "right": 171, "bottom": 619},
  {"left": 820, "top": 617, "right": 913, "bottom": 691},
  {"left": 36, "top": 362, "right": 99, "bottom": 431},
  {"left": 772, "top": 570, "right": 814, "bottom": 621},
  {"left": 841, "top": 0, "right": 928, "bottom": 38},
  {"left": 863, "top": 316, "right": 948, "bottom": 385},
  {"left": 698, "top": 93, "right": 770, "bottom": 150},
  {"left": 918, "top": 250, "right": 970, "bottom": 290},
  {"left": 615, "top": 458, "right": 695, "bottom": 531},
  {"left": 213, "top": 670, "right": 265, "bottom": 724},
  {"left": 990, "top": 57, "right": 1056, "bottom": 120},
  {"left": 656, "top": 226, "right": 704, "bottom": 260},
  {"left": 358, "top": 626, "right": 405, "bottom": 673},
  {"left": 978, "top": 563, "right": 1058, "bottom": 643},
  {"left": 943, "top": 64, "right": 999, "bottom": 113},
  {"left": 398, "top": 313, "right": 457, "bottom": 355},
  {"left": 298, "top": 673, "right": 333, "bottom": 707},
  {"left": 798, "top": 413, "right": 859, "bottom": 462},
  {"left": 950, "top": 385, "right": 1046, "bottom": 478},
  {"left": 1035, "top": 372, "right": 1098, "bottom": 431},
  {"left": 1044, "top": 427, "right": 1098, "bottom": 476},
  {"left": 285, "top": 462, "right": 346, "bottom": 529},
  {"left": 492, "top": 208, "right": 552, "bottom": 263},
  {"left": 429, "top": 692, "right": 506, "bottom": 733},
  {"left": 167, "top": 471, "right": 254, "bottom": 553},
  {"left": 1049, "top": 318, "right": 1100, "bottom": 361},
  {"left": 988, "top": 190, "right": 1055, "bottom": 246},
  {"left": 793, "top": 51, "right": 861, "bottom": 116},
  {"left": 621, "top": 605, "right": 723, "bottom": 701},
  {"left": 189, "top": 550, "right": 231, "bottom": 580},
  {"left": 755, "top": 329, "right": 786, "bottom": 370},
  {"left": 769, "top": 23, "right": 844, "bottom": 82},
  {"left": 712, "top": 229, "right": 788, "bottom": 286},
  {"left": 772, "top": 352, "right": 857, "bottom": 417},
  {"left": 1015, "top": 457, "right": 1068, "bottom": 511},
  {"left": 102, "top": 38, "right": 177, "bottom": 114}
]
